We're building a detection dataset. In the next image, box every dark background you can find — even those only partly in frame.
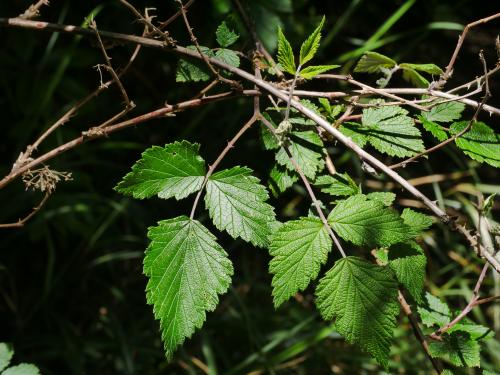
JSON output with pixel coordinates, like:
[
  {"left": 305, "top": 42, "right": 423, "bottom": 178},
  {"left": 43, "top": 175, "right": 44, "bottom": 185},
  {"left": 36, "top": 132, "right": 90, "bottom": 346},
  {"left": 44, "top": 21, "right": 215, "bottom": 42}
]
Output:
[{"left": 0, "top": 0, "right": 499, "bottom": 373}]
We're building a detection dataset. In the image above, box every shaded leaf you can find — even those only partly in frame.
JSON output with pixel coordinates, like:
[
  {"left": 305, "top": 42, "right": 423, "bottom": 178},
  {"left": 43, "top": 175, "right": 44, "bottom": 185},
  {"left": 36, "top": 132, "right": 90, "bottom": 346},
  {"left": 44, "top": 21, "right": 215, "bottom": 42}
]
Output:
[
  {"left": 429, "top": 332, "right": 480, "bottom": 367},
  {"left": 354, "top": 51, "right": 397, "bottom": 73},
  {"left": 215, "top": 21, "right": 239, "bottom": 47},
  {"left": 419, "top": 115, "right": 449, "bottom": 142},
  {"left": 314, "top": 173, "right": 359, "bottom": 197},
  {"left": 299, "top": 64, "right": 340, "bottom": 79}
]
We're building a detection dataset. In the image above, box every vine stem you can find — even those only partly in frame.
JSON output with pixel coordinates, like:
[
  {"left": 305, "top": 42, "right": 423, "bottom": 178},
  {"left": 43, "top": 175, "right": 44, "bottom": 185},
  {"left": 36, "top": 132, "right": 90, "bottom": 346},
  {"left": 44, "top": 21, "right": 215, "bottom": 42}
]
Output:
[{"left": 189, "top": 114, "right": 259, "bottom": 220}]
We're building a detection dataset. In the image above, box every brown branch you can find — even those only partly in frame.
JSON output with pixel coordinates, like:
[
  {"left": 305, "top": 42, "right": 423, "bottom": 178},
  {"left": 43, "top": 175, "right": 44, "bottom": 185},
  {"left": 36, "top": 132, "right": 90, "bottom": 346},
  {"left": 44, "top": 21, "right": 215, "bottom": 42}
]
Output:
[
  {"left": 158, "top": 0, "right": 195, "bottom": 30},
  {"left": 435, "top": 12, "right": 500, "bottom": 89},
  {"left": 0, "top": 192, "right": 50, "bottom": 229},
  {"left": 18, "top": 0, "right": 49, "bottom": 19}
]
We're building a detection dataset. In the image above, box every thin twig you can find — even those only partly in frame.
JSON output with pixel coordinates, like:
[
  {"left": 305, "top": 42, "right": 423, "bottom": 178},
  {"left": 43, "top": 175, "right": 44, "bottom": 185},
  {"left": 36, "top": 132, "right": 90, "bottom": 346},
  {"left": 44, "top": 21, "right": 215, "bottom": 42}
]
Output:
[
  {"left": 0, "top": 192, "right": 50, "bottom": 228},
  {"left": 158, "top": 0, "right": 195, "bottom": 30},
  {"left": 18, "top": 0, "right": 49, "bottom": 19}
]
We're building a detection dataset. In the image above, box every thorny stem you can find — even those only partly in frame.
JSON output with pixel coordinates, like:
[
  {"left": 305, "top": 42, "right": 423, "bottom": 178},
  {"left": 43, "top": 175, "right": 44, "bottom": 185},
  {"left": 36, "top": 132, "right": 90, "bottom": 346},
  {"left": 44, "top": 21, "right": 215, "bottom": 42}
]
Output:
[{"left": 260, "top": 115, "right": 346, "bottom": 258}]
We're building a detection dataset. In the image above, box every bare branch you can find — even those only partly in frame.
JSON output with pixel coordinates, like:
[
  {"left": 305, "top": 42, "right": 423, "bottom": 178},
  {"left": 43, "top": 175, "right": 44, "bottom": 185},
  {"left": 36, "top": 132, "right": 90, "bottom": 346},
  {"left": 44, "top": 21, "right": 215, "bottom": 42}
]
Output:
[
  {"left": 18, "top": 0, "right": 49, "bottom": 20},
  {"left": 0, "top": 192, "right": 50, "bottom": 229}
]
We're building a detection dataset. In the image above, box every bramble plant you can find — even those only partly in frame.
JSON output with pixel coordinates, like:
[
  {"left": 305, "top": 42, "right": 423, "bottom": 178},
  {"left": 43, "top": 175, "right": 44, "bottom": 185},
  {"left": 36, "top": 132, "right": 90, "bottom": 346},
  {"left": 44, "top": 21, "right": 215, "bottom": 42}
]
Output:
[{"left": 0, "top": 2, "right": 499, "bottom": 373}]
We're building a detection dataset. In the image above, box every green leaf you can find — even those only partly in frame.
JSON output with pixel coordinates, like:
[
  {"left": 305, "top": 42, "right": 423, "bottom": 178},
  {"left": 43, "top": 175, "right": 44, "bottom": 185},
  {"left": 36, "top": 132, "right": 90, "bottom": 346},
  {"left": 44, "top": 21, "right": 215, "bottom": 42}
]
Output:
[
  {"left": 277, "top": 27, "right": 296, "bottom": 74},
  {"left": 214, "top": 48, "right": 240, "bottom": 68},
  {"left": 176, "top": 46, "right": 214, "bottom": 82},
  {"left": 275, "top": 130, "right": 325, "bottom": 179},
  {"left": 339, "top": 123, "right": 369, "bottom": 147},
  {"left": 401, "top": 67, "right": 429, "bottom": 88},
  {"left": 401, "top": 208, "right": 433, "bottom": 236},
  {"left": 144, "top": 216, "right": 233, "bottom": 359},
  {"left": 215, "top": 21, "right": 239, "bottom": 47},
  {"left": 269, "top": 164, "right": 298, "bottom": 196},
  {"left": 354, "top": 51, "right": 397, "bottom": 73},
  {"left": 314, "top": 173, "right": 359, "bottom": 197},
  {"left": 399, "top": 63, "right": 443, "bottom": 75},
  {"left": 299, "top": 64, "right": 340, "bottom": 79},
  {"left": 316, "top": 256, "right": 399, "bottom": 367},
  {"left": 115, "top": 141, "right": 206, "bottom": 200},
  {"left": 4, "top": 364, "right": 41, "bottom": 375},
  {"left": 386, "top": 242, "right": 426, "bottom": 303},
  {"left": 362, "top": 105, "right": 425, "bottom": 157},
  {"left": 366, "top": 192, "right": 396, "bottom": 206},
  {"left": 450, "top": 121, "right": 500, "bottom": 168},
  {"left": 328, "top": 195, "right": 410, "bottom": 247},
  {"left": 422, "top": 101, "right": 465, "bottom": 123},
  {"left": 299, "top": 16, "right": 325, "bottom": 65},
  {"left": 449, "top": 320, "right": 495, "bottom": 340},
  {"left": 259, "top": 114, "right": 280, "bottom": 150},
  {"left": 419, "top": 115, "right": 449, "bottom": 142},
  {"left": 429, "top": 332, "right": 480, "bottom": 367},
  {"left": 205, "top": 166, "right": 276, "bottom": 247},
  {"left": 418, "top": 292, "right": 451, "bottom": 327},
  {"left": 269, "top": 217, "right": 332, "bottom": 307},
  {"left": 0, "top": 343, "right": 13, "bottom": 372},
  {"left": 2, "top": 364, "right": 41, "bottom": 375}
]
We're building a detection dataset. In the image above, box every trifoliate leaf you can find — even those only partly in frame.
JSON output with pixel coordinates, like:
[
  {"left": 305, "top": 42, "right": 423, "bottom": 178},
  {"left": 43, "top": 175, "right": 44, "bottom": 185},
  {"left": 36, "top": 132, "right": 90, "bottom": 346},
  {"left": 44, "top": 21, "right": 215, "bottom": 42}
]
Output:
[
  {"left": 144, "top": 216, "right": 233, "bottom": 360},
  {"left": 269, "top": 217, "right": 332, "bottom": 307},
  {"left": 422, "top": 101, "right": 465, "bottom": 123},
  {"left": 419, "top": 115, "right": 449, "bottom": 142},
  {"left": 299, "top": 16, "right": 325, "bottom": 65},
  {"left": 277, "top": 27, "right": 296, "bottom": 74},
  {"left": 269, "top": 163, "right": 298, "bottom": 196},
  {"left": 401, "top": 208, "right": 433, "bottom": 236},
  {"left": 2, "top": 364, "right": 41, "bottom": 375},
  {"left": 386, "top": 242, "right": 426, "bottom": 303},
  {"left": 354, "top": 51, "right": 397, "bottom": 73},
  {"left": 429, "top": 332, "right": 480, "bottom": 367},
  {"left": 399, "top": 63, "right": 443, "bottom": 75},
  {"left": 176, "top": 46, "right": 214, "bottom": 82},
  {"left": 214, "top": 48, "right": 240, "bottom": 68},
  {"left": 205, "top": 166, "right": 276, "bottom": 247},
  {"left": 0, "top": 343, "right": 13, "bottom": 372},
  {"left": 362, "top": 106, "right": 425, "bottom": 158},
  {"left": 328, "top": 195, "right": 410, "bottom": 247},
  {"left": 401, "top": 67, "right": 429, "bottom": 87},
  {"left": 314, "top": 173, "right": 359, "bottom": 197},
  {"left": 299, "top": 64, "right": 340, "bottom": 79},
  {"left": 418, "top": 292, "right": 451, "bottom": 327},
  {"left": 115, "top": 141, "right": 206, "bottom": 200},
  {"left": 450, "top": 121, "right": 500, "bottom": 168},
  {"left": 275, "top": 130, "right": 325, "bottom": 179},
  {"left": 316, "top": 256, "right": 399, "bottom": 368},
  {"left": 339, "top": 123, "right": 369, "bottom": 147},
  {"left": 366, "top": 192, "right": 396, "bottom": 206},
  {"left": 215, "top": 21, "right": 239, "bottom": 47}
]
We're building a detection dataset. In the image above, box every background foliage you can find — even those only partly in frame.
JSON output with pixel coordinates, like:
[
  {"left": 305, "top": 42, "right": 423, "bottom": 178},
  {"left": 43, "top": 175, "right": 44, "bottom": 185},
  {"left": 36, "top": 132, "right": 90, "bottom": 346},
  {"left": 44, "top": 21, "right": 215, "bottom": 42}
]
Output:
[{"left": 0, "top": 0, "right": 499, "bottom": 373}]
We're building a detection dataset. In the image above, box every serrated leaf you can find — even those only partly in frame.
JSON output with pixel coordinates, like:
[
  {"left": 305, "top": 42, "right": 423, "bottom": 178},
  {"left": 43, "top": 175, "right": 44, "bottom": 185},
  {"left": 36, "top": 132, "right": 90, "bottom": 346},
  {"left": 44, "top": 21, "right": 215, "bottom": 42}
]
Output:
[
  {"left": 2, "top": 364, "right": 41, "bottom": 375},
  {"left": 429, "top": 332, "right": 480, "bottom": 367},
  {"left": 339, "top": 123, "right": 369, "bottom": 147},
  {"left": 418, "top": 292, "right": 451, "bottom": 327},
  {"left": 275, "top": 130, "right": 325, "bottom": 179},
  {"left": 354, "top": 51, "right": 397, "bottom": 73},
  {"left": 401, "top": 208, "right": 433, "bottom": 236},
  {"left": 399, "top": 63, "right": 443, "bottom": 75},
  {"left": 299, "top": 64, "right": 340, "bottom": 79},
  {"left": 366, "top": 192, "right": 396, "bottom": 206},
  {"left": 215, "top": 21, "right": 239, "bottom": 47},
  {"left": 419, "top": 115, "right": 449, "bottom": 142},
  {"left": 316, "top": 256, "right": 399, "bottom": 367},
  {"left": 361, "top": 105, "right": 425, "bottom": 157},
  {"left": 260, "top": 114, "right": 280, "bottom": 150},
  {"left": 205, "top": 166, "right": 276, "bottom": 247},
  {"left": 214, "top": 48, "right": 240, "bottom": 68},
  {"left": 144, "top": 216, "right": 233, "bottom": 359},
  {"left": 401, "top": 67, "right": 429, "bottom": 88},
  {"left": 115, "top": 141, "right": 206, "bottom": 200},
  {"left": 449, "top": 320, "right": 495, "bottom": 340},
  {"left": 422, "top": 101, "right": 465, "bottom": 123},
  {"left": 269, "top": 163, "right": 298, "bottom": 196},
  {"left": 299, "top": 16, "right": 325, "bottom": 65},
  {"left": 277, "top": 27, "right": 296, "bottom": 74},
  {"left": 269, "top": 217, "right": 332, "bottom": 307},
  {"left": 0, "top": 343, "right": 13, "bottom": 372},
  {"left": 314, "top": 173, "right": 359, "bottom": 197},
  {"left": 328, "top": 195, "right": 410, "bottom": 247},
  {"left": 386, "top": 242, "right": 426, "bottom": 303},
  {"left": 176, "top": 46, "right": 214, "bottom": 82},
  {"left": 450, "top": 121, "right": 500, "bottom": 168}
]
